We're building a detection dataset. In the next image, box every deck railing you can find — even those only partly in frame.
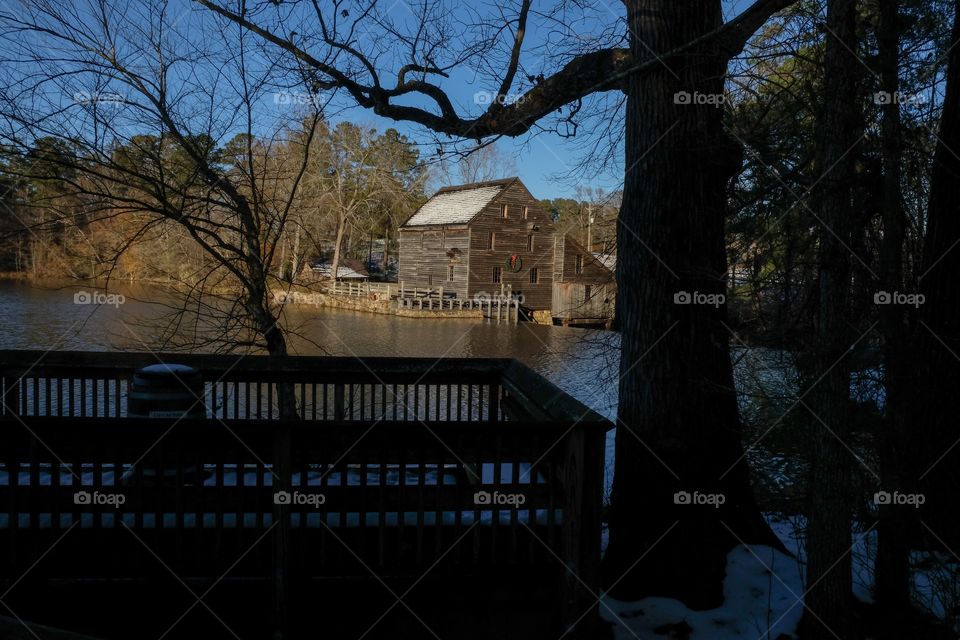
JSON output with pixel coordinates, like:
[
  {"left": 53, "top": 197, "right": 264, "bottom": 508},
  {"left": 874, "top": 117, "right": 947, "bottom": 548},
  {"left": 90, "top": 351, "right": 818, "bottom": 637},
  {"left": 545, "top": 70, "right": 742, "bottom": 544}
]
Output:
[
  {"left": 0, "top": 351, "right": 610, "bottom": 637},
  {"left": 0, "top": 352, "right": 514, "bottom": 421}
]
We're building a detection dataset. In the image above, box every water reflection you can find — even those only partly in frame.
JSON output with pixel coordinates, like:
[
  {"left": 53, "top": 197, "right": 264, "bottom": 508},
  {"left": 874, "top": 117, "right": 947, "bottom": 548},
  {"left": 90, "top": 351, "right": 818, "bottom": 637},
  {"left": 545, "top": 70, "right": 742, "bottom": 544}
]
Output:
[{"left": 0, "top": 280, "right": 620, "bottom": 419}]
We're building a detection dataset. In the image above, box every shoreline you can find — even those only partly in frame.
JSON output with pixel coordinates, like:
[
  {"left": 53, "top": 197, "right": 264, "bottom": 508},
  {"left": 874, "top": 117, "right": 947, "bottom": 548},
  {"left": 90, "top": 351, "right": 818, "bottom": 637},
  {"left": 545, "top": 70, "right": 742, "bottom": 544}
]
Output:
[{"left": 274, "top": 289, "right": 487, "bottom": 320}]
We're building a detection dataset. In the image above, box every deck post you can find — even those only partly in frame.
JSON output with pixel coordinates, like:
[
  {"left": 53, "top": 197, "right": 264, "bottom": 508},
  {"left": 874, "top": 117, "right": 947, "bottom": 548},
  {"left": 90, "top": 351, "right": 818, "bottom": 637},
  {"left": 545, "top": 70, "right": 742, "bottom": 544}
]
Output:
[
  {"left": 560, "top": 426, "right": 605, "bottom": 638},
  {"left": 272, "top": 423, "right": 292, "bottom": 640},
  {"left": 1, "top": 372, "right": 21, "bottom": 417},
  {"left": 272, "top": 382, "right": 298, "bottom": 640}
]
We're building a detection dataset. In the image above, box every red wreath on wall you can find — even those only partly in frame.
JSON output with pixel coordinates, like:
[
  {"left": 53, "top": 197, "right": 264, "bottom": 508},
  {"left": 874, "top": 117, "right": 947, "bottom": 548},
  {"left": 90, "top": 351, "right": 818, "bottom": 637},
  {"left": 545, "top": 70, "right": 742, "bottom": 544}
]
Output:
[{"left": 507, "top": 254, "right": 523, "bottom": 272}]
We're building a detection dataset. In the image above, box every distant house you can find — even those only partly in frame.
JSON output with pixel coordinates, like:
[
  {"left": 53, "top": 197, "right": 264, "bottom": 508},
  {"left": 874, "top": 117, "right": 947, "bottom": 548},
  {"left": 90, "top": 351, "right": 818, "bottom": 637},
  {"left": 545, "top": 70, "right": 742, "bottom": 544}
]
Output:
[
  {"left": 298, "top": 256, "right": 370, "bottom": 282},
  {"left": 398, "top": 177, "right": 557, "bottom": 310},
  {"left": 398, "top": 177, "right": 616, "bottom": 321}
]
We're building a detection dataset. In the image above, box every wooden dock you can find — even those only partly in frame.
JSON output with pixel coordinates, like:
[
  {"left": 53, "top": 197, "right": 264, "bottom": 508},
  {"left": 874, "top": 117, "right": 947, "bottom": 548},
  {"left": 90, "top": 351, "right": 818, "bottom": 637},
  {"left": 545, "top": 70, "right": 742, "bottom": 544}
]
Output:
[{"left": 329, "top": 281, "right": 522, "bottom": 323}]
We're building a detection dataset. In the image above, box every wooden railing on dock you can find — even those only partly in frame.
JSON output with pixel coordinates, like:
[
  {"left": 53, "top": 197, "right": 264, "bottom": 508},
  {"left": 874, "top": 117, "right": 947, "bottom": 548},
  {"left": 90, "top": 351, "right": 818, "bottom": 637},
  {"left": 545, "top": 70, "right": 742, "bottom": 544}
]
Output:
[
  {"left": 397, "top": 295, "right": 521, "bottom": 323},
  {"left": 329, "top": 280, "right": 453, "bottom": 300},
  {"left": 0, "top": 351, "right": 611, "bottom": 637},
  {"left": 327, "top": 280, "right": 522, "bottom": 323},
  {"left": 329, "top": 280, "right": 395, "bottom": 298}
]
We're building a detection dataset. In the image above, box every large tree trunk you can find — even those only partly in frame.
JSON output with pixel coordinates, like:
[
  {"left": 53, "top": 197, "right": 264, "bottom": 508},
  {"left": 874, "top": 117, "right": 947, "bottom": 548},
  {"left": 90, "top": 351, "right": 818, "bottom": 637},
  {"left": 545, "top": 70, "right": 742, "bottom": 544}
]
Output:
[
  {"left": 803, "top": 0, "right": 860, "bottom": 637},
  {"left": 874, "top": 0, "right": 912, "bottom": 619},
  {"left": 603, "top": 0, "right": 779, "bottom": 607},
  {"left": 914, "top": 0, "right": 960, "bottom": 549}
]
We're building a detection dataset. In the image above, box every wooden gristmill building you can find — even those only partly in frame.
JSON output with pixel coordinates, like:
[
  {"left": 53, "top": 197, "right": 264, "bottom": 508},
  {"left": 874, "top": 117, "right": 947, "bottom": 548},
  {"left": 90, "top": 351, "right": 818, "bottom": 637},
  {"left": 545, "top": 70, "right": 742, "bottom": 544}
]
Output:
[{"left": 398, "top": 177, "right": 614, "bottom": 323}]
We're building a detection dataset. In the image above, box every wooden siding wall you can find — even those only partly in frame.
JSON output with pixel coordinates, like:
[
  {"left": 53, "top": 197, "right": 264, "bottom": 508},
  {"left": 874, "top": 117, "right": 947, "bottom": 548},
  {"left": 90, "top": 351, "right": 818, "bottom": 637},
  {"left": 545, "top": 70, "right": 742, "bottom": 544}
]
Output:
[
  {"left": 553, "top": 236, "right": 566, "bottom": 281},
  {"left": 557, "top": 236, "right": 612, "bottom": 285},
  {"left": 467, "top": 182, "right": 556, "bottom": 310},
  {"left": 398, "top": 227, "right": 471, "bottom": 297},
  {"left": 551, "top": 283, "right": 616, "bottom": 320}
]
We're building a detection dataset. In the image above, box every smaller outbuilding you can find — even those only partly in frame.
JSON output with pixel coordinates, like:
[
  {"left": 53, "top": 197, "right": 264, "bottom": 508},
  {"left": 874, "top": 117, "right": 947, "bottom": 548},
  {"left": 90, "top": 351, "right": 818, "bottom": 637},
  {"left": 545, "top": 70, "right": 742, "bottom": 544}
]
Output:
[{"left": 551, "top": 236, "right": 615, "bottom": 326}]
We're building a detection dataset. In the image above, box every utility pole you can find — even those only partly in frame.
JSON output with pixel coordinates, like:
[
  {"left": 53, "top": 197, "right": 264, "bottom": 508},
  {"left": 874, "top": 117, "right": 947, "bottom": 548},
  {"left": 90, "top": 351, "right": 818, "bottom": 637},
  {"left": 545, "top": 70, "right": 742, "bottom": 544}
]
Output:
[{"left": 586, "top": 203, "right": 593, "bottom": 253}]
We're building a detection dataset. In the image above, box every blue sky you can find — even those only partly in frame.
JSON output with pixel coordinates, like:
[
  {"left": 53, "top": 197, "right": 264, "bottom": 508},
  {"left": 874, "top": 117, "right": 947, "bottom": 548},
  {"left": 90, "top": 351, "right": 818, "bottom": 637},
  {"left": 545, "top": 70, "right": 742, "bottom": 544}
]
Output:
[
  {"left": 253, "top": 0, "right": 755, "bottom": 200},
  {"left": 4, "top": 0, "right": 756, "bottom": 201}
]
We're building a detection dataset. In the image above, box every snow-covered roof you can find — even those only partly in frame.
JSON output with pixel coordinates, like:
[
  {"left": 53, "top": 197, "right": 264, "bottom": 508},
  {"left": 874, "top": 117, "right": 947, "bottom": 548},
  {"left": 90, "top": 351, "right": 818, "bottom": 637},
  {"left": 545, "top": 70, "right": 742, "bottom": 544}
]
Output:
[
  {"left": 308, "top": 258, "right": 369, "bottom": 280},
  {"left": 401, "top": 180, "right": 514, "bottom": 227},
  {"left": 592, "top": 252, "right": 616, "bottom": 272}
]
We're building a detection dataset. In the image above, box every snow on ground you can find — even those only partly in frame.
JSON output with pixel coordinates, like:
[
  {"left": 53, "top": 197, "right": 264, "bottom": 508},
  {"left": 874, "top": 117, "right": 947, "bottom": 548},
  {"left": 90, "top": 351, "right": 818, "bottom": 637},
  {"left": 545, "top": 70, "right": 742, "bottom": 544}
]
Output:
[
  {"left": 599, "top": 514, "right": 886, "bottom": 639},
  {"left": 602, "top": 544, "right": 803, "bottom": 639},
  {"left": 766, "top": 513, "right": 876, "bottom": 604}
]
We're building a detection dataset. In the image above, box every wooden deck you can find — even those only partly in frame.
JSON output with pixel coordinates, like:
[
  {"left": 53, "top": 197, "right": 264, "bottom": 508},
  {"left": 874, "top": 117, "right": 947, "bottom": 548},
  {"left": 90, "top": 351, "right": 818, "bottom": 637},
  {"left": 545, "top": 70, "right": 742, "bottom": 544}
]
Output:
[{"left": 0, "top": 351, "right": 610, "bottom": 639}]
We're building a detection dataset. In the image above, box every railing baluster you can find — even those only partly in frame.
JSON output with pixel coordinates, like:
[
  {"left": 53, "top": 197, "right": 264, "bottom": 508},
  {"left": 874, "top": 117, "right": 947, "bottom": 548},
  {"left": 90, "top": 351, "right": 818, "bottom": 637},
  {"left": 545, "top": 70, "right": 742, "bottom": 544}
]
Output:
[
  {"left": 230, "top": 382, "right": 240, "bottom": 420},
  {"left": 359, "top": 383, "right": 365, "bottom": 421},
  {"left": 267, "top": 381, "right": 273, "bottom": 419},
  {"left": 457, "top": 385, "right": 463, "bottom": 422},
  {"left": 210, "top": 381, "right": 218, "bottom": 419},
  {"left": 392, "top": 384, "right": 398, "bottom": 421},
  {"left": 322, "top": 383, "right": 329, "bottom": 420},
  {"left": 413, "top": 384, "right": 419, "bottom": 422}
]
